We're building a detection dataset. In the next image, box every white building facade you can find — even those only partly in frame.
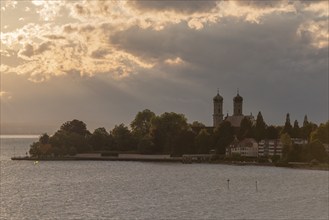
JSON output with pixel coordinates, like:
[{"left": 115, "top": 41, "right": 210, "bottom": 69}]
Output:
[
  {"left": 226, "top": 138, "right": 258, "bottom": 157},
  {"left": 258, "top": 139, "right": 283, "bottom": 157}
]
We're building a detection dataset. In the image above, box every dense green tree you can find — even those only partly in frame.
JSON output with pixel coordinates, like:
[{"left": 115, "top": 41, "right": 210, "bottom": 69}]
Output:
[
  {"left": 195, "top": 129, "right": 213, "bottom": 154},
  {"left": 60, "top": 119, "right": 90, "bottom": 136},
  {"left": 214, "top": 121, "right": 234, "bottom": 154},
  {"left": 50, "top": 130, "right": 90, "bottom": 154},
  {"left": 238, "top": 117, "right": 253, "bottom": 140},
  {"left": 137, "top": 134, "right": 155, "bottom": 154},
  {"left": 29, "top": 141, "right": 53, "bottom": 157},
  {"left": 253, "top": 111, "right": 267, "bottom": 141},
  {"left": 48, "top": 131, "right": 67, "bottom": 155},
  {"left": 39, "top": 133, "right": 50, "bottom": 144},
  {"left": 174, "top": 129, "right": 197, "bottom": 155},
  {"left": 286, "top": 144, "right": 303, "bottom": 162},
  {"left": 29, "top": 142, "right": 41, "bottom": 157},
  {"left": 111, "top": 124, "right": 136, "bottom": 151},
  {"left": 281, "top": 133, "right": 292, "bottom": 161},
  {"left": 68, "top": 146, "right": 78, "bottom": 156},
  {"left": 150, "top": 112, "right": 188, "bottom": 154},
  {"left": 310, "top": 121, "right": 329, "bottom": 144},
  {"left": 191, "top": 121, "right": 206, "bottom": 128},
  {"left": 291, "top": 120, "right": 301, "bottom": 138},
  {"left": 302, "top": 140, "right": 328, "bottom": 162},
  {"left": 280, "top": 133, "right": 292, "bottom": 146},
  {"left": 266, "top": 126, "right": 279, "bottom": 139},
  {"left": 52, "top": 147, "right": 62, "bottom": 157},
  {"left": 29, "top": 111, "right": 328, "bottom": 162},
  {"left": 301, "top": 122, "right": 317, "bottom": 140},
  {"left": 131, "top": 109, "right": 156, "bottom": 138},
  {"left": 281, "top": 113, "right": 292, "bottom": 136},
  {"left": 45, "top": 120, "right": 92, "bottom": 154},
  {"left": 89, "top": 127, "right": 113, "bottom": 151}
]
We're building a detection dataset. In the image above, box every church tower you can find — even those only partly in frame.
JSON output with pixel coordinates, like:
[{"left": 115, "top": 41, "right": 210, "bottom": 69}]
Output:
[
  {"left": 213, "top": 90, "right": 223, "bottom": 127},
  {"left": 233, "top": 90, "right": 243, "bottom": 116}
]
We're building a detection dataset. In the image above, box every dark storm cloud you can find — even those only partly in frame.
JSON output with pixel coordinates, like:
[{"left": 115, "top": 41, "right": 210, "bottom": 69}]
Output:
[
  {"left": 128, "top": 0, "right": 218, "bottom": 13},
  {"left": 110, "top": 25, "right": 182, "bottom": 61},
  {"left": 235, "top": 0, "right": 286, "bottom": 8},
  {"left": 110, "top": 14, "right": 325, "bottom": 75},
  {"left": 127, "top": 0, "right": 323, "bottom": 13},
  {"left": 298, "top": 0, "right": 326, "bottom": 6},
  {"left": 235, "top": 0, "right": 324, "bottom": 8},
  {"left": 109, "top": 13, "right": 328, "bottom": 124}
]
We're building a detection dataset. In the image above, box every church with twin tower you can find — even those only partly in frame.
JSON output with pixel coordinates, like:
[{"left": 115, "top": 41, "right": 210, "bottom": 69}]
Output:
[{"left": 213, "top": 90, "right": 254, "bottom": 128}]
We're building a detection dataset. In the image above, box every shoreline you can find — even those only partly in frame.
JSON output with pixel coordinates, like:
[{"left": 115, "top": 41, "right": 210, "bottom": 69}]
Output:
[
  {"left": 11, "top": 155, "right": 182, "bottom": 163},
  {"left": 11, "top": 155, "right": 329, "bottom": 171}
]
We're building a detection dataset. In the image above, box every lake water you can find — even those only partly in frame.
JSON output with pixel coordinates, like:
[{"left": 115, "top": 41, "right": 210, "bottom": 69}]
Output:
[{"left": 1, "top": 136, "right": 328, "bottom": 219}]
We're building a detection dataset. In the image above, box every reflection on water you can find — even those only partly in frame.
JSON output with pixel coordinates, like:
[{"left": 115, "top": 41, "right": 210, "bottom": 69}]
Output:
[{"left": 1, "top": 137, "right": 328, "bottom": 219}]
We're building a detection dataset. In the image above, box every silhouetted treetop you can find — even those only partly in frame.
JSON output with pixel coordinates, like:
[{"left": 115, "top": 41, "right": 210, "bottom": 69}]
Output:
[
  {"left": 60, "top": 119, "right": 90, "bottom": 136},
  {"left": 131, "top": 109, "right": 156, "bottom": 138}
]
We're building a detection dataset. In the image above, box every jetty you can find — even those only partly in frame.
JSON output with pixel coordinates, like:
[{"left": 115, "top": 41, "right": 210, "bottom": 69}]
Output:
[{"left": 11, "top": 153, "right": 182, "bottom": 162}]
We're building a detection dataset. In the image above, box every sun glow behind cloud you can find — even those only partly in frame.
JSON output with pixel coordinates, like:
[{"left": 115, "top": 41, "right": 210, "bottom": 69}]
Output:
[{"left": 0, "top": 0, "right": 328, "bottom": 82}]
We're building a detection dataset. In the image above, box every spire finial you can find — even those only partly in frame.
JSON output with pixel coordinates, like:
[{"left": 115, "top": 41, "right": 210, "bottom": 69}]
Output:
[
  {"left": 217, "top": 88, "right": 219, "bottom": 94},
  {"left": 237, "top": 88, "right": 239, "bottom": 95}
]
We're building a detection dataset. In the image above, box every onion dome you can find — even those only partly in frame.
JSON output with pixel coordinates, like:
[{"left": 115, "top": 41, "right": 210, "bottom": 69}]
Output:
[
  {"left": 233, "top": 93, "right": 243, "bottom": 102},
  {"left": 213, "top": 91, "right": 223, "bottom": 102}
]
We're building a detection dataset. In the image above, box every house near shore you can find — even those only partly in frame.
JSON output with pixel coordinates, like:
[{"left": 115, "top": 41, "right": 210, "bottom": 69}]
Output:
[
  {"left": 258, "top": 138, "right": 308, "bottom": 158},
  {"left": 258, "top": 139, "right": 283, "bottom": 158},
  {"left": 226, "top": 138, "right": 258, "bottom": 158}
]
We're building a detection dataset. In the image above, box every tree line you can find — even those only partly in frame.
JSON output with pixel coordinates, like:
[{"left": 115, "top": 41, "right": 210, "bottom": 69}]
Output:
[{"left": 29, "top": 109, "right": 328, "bottom": 162}]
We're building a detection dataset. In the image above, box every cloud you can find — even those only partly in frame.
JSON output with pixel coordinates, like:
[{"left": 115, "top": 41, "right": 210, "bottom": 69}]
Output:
[
  {"left": 31, "top": 0, "right": 66, "bottom": 21},
  {"left": 235, "top": 0, "right": 287, "bottom": 8},
  {"left": 18, "top": 43, "right": 34, "bottom": 58},
  {"left": 0, "top": 0, "right": 328, "bottom": 83},
  {"left": 91, "top": 48, "right": 109, "bottom": 59},
  {"left": 127, "top": 0, "right": 218, "bottom": 13},
  {"left": 297, "top": 20, "right": 329, "bottom": 48},
  {"left": 3, "top": 26, "right": 154, "bottom": 82},
  {"left": 63, "top": 24, "right": 78, "bottom": 33},
  {"left": 18, "top": 41, "right": 54, "bottom": 58},
  {"left": 43, "top": 34, "right": 66, "bottom": 40},
  {"left": 165, "top": 57, "right": 184, "bottom": 65},
  {"left": 2, "top": 0, "right": 18, "bottom": 10},
  {"left": 107, "top": 11, "right": 328, "bottom": 124}
]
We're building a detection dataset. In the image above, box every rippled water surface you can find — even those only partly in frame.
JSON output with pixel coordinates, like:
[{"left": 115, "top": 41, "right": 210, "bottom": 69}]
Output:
[{"left": 1, "top": 137, "right": 328, "bottom": 219}]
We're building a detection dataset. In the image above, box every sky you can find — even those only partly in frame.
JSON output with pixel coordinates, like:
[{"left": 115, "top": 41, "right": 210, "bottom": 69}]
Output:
[{"left": 0, "top": 0, "right": 328, "bottom": 134}]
